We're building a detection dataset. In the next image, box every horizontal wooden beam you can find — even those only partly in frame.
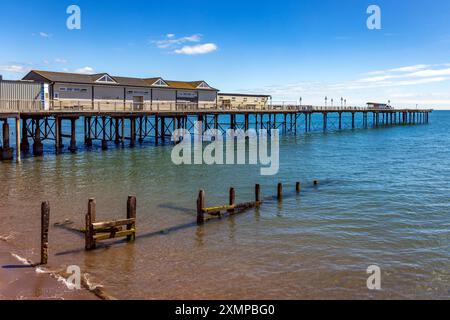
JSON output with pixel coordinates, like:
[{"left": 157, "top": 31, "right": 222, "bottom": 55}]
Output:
[
  {"left": 92, "top": 218, "right": 135, "bottom": 230},
  {"left": 93, "top": 229, "right": 135, "bottom": 241}
]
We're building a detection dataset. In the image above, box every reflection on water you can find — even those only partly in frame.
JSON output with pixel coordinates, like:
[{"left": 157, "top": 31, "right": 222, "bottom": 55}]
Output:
[{"left": 1, "top": 112, "right": 449, "bottom": 299}]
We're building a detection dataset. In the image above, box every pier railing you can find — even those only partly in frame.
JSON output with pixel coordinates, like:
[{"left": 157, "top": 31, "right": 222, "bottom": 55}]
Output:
[{"left": 0, "top": 99, "right": 432, "bottom": 113}]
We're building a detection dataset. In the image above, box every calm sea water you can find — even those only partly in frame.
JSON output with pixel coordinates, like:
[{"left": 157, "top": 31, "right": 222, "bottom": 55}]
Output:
[{"left": 0, "top": 111, "right": 449, "bottom": 299}]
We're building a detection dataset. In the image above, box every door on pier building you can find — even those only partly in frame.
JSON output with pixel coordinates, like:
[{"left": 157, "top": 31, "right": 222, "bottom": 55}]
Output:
[{"left": 133, "top": 96, "right": 144, "bottom": 111}]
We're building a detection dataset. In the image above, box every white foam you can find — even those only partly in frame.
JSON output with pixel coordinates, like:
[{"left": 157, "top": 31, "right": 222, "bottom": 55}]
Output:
[{"left": 11, "top": 253, "right": 32, "bottom": 266}]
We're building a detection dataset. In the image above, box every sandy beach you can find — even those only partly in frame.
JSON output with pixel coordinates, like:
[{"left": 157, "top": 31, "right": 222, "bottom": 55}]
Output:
[{"left": 0, "top": 242, "right": 97, "bottom": 300}]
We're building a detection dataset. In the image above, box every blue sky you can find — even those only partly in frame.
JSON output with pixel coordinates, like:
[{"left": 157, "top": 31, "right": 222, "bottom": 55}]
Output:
[{"left": 1, "top": 0, "right": 450, "bottom": 108}]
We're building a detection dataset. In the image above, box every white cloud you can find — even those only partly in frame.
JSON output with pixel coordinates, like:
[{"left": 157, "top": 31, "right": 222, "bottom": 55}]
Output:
[
  {"left": 0, "top": 64, "right": 30, "bottom": 74},
  {"left": 174, "top": 43, "right": 218, "bottom": 55},
  {"left": 243, "top": 63, "right": 450, "bottom": 109},
  {"left": 55, "top": 58, "right": 68, "bottom": 64},
  {"left": 39, "top": 32, "right": 52, "bottom": 38},
  {"left": 154, "top": 34, "right": 202, "bottom": 49},
  {"left": 74, "top": 66, "right": 95, "bottom": 74}
]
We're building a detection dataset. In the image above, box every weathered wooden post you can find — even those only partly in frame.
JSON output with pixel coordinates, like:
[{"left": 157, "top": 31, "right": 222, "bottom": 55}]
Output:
[
  {"left": 296, "top": 182, "right": 301, "bottom": 193},
  {"left": 277, "top": 183, "right": 283, "bottom": 201},
  {"left": 85, "top": 198, "right": 96, "bottom": 250},
  {"left": 40, "top": 201, "right": 50, "bottom": 265},
  {"left": 15, "top": 118, "right": 21, "bottom": 162},
  {"left": 255, "top": 184, "right": 261, "bottom": 205},
  {"left": 228, "top": 188, "right": 235, "bottom": 213},
  {"left": 197, "top": 190, "right": 205, "bottom": 225},
  {"left": 126, "top": 196, "right": 137, "bottom": 241},
  {"left": 33, "top": 118, "right": 44, "bottom": 156},
  {"left": 69, "top": 118, "right": 77, "bottom": 153},
  {"left": 130, "top": 117, "right": 136, "bottom": 147},
  {"left": 101, "top": 116, "right": 108, "bottom": 150},
  {"left": 1, "top": 120, "right": 13, "bottom": 160},
  {"left": 114, "top": 118, "right": 120, "bottom": 145},
  {"left": 20, "top": 117, "right": 29, "bottom": 152}
]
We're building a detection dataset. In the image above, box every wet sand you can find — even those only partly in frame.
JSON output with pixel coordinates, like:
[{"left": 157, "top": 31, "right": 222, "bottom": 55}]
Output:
[{"left": 0, "top": 244, "right": 97, "bottom": 300}]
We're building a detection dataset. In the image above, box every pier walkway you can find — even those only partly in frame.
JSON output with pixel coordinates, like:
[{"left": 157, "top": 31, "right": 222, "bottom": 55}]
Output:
[{"left": 0, "top": 100, "right": 433, "bottom": 162}]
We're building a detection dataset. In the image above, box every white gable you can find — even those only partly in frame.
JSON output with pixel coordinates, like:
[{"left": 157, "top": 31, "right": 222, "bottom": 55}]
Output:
[
  {"left": 197, "top": 82, "right": 211, "bottom": 89},
  {"left": 95, "top": 74, "right": 117, "bottom": 84},
  {"left": 152, "top": 78, "right": 169, "bottom": 87}
]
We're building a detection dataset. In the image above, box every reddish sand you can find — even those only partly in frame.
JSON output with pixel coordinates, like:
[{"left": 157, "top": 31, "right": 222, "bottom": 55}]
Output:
[{"left": 0, "top": 248, "right": 97, "bottom": 300}]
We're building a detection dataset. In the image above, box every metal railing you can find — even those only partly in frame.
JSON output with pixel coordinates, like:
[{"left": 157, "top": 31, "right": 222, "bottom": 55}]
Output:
[{"left": 0, "top": 99, "right": 431, "bottom": 113}]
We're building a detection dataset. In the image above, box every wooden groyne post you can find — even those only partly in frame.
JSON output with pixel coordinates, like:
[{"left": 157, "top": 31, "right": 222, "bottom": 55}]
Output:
[
  {"left": 277, "top": 183, "right": 283, "bottom": 201},
  {"left": 197, "top": 190, "right": 205, "bottom": 225},
  {"left": 228, "top": 188, "right": 235, "bottom": 213},
  {"left": 296, "top": 182, "right": 301, "bottom": 193},
  {"left": 40, "top": 201, "right": 50, "bottom": 265},
  {"left": 85, "top": 196, "right": 137, "bottom": 250},
  {"left": 85, "top": 198, "right": 96, "bottom": 250},
  {"left": 127, "top": 196, "right": 137, "bottom": 241},
  {"left": 255, "top": 184, "right": 261, "bottom": 205}
]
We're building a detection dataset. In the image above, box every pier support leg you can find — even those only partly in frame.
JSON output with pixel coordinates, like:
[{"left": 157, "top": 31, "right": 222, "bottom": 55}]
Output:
[
  {"left": 245, "top": 113, "right": 249, "bottom": 132},
  {"left": 160, "top": 117, "right": 165, "bottom": 145},
  {"left": 85, "top": 117, "right": 92, "bottom": 147},
  {"left": 115, "top": 118, "right": 120, "bottom": 145},
  {"left": 20, "top": 117, "right": 29, "bottom": 152},
  {"left": 323, "top": 113, "right": 327, "bottom": 132},
  {"left": 1, "top": 121, "right": 13, "bottom": 160},
  {"left": 352, "top": 112, "right": 355, "bottom": 129},
  {"left": 130, "top": 117, "right": 136, "bottom": 147},
  {"left": 305, "top": 113, "right": 308, "bottom": 133},
  {"left": 138, "top": 117, "right": 144, "bottom": 143},
  {"left": 33, "top": 119, "right": 43, "bottom": 156},
  {"left": 155, "top": 116, "right": 159, "bottom": 145},
  {"left": 338, "top": 112, "right": 342, "bottom": 130},
  {"left": 102, "top": 117, "right": 108, "bottom": 150},
  {"left": 69, "top": 118, "right": 77, "bottom": 153},
  {"left": 55, "top": 117, "right": 61, "bottom": 153},
  {"left": 15, "top": 118, "right": 21, "bottom": 162}
]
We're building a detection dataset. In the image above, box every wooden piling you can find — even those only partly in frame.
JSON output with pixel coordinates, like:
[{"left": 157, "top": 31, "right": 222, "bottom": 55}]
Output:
[
  {"left": 255, "top": 184, "right": 261, "bottom": 205},
  {"left": 20, "top": 117, "right": 29, "bottom": 152},
  {"left": 277, "top": 183, "right": 283, "bottom": 201},
  {"left": 85, "top": 198, "right": 96, "bottom": 250},
  {"left": 1, "top": 121, "right": 13, "bottom": 160},
  {"left": 130, "top": 117, "right": 136, "bottom": 147},
  {"left": 126, "top": 196, "right": 137, "bottom": 241},
  {"left": 154, "top": 116, "right": 159, "bottom": 145},
  {"left": 69, "top": 118, "right": 77, "bottom": 153},
  {"left": 33, "top": 118, "right": 43, "bottom": 156},
  {"left": 102, "top": 117, "right": 108, "bottom": 150},
  {"left": 114, "top": 118, "right": 120, "bottom": 144},
  {"left": 40, "top": 201, "right": 50, "bottom": 265},
  {"left": 197, "top": 190, "right": 205, "bottom": 225},
  {"left": 228, "top": 188, "right": 235, "bottom": 213},
  {"left": 15, "top": 118, "right": 21, "bottom": 162},
  {"left": 296, "top": 182, "right": 301, "bottom": 193}
]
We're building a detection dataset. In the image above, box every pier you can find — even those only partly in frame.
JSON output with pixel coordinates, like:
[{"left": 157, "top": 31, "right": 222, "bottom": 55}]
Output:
[{"left": 0, "top": 101, "right": 432, "bottom": 162}]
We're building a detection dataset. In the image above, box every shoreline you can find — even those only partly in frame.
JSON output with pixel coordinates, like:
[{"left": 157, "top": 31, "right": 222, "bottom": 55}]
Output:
[{"left": 0, "top": 241, "right": 98, "bottom": 300}]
